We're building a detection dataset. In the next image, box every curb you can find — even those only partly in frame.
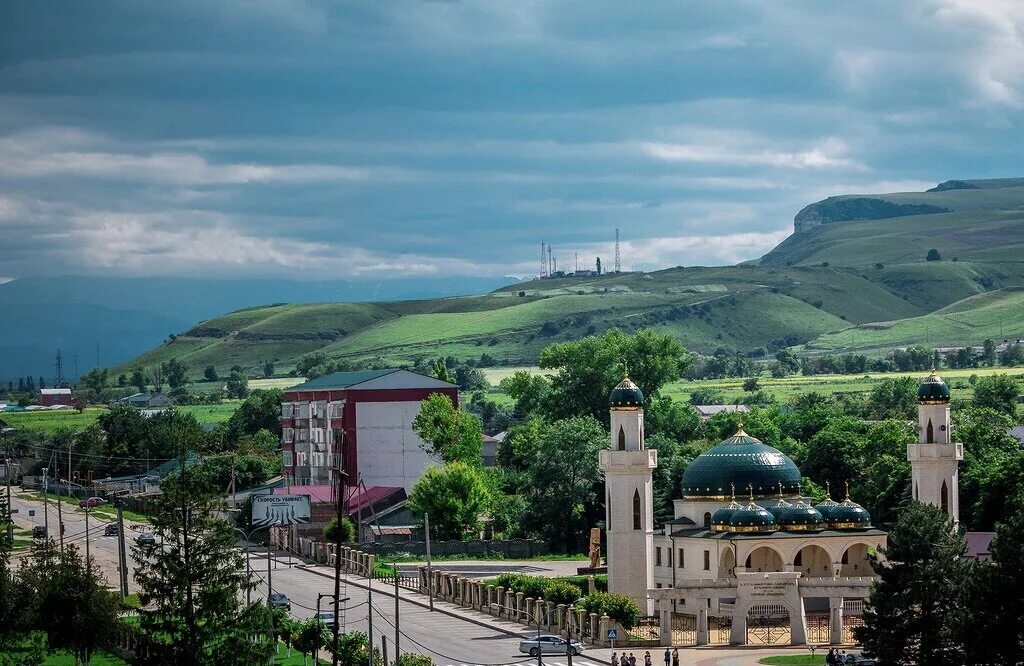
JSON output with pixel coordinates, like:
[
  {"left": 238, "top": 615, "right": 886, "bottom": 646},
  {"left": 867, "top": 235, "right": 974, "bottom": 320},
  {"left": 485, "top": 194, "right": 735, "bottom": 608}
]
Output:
[{"left": 297, "top": 565, "right": 525, "bottom": 638}]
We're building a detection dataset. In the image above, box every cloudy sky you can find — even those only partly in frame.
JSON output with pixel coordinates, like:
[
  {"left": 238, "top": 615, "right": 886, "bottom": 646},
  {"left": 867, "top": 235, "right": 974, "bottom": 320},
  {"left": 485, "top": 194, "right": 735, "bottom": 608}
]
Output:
[{"left": 2, "top": 0, "right": 1023, "bottom": 280}]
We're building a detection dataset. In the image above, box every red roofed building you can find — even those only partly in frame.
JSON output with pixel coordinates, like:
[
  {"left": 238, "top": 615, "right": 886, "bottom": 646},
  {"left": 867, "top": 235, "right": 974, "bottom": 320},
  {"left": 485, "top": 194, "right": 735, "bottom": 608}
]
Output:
[
  {"left": 39, "top": 388, "right": 74, "bottom": 407},
  {"left": 280, "top": 369, "right": 458, "bottom": 492}
]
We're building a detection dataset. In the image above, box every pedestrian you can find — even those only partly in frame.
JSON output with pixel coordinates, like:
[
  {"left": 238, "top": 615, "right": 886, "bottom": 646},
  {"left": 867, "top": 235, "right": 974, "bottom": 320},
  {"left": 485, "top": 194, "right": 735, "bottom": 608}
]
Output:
[
  {"left": 672, "top": 648, "right": 679, "bottom": 666},
  {"left": 663, "top": 647, "right": 671, "bottom": 666},
  {"left": 629, "top": 652, "right": 637, "bottom": 666},
  {"left": 620, "top": 653, "right": 628, "bottom": 666},
  {"left": 826, "top": 648, "right": 835, "bottom": 666},
  {"left": 611, "top": 652, "right": 617, "bottom": 666},
  {"left": 644, "top": 651, "right": 652, "bottom": 666}
]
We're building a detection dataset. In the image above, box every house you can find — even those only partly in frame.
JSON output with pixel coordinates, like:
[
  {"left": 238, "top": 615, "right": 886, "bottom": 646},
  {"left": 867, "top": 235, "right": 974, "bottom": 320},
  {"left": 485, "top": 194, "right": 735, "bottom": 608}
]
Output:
[
  {"left": 692, "top": 404, "right": 749, "bottom": 421},
  {"left": 280, "top": 369, "right": 458, "bottom": 491},
  {"left": 482, "top": 433, "right": 500, "bottom": 467},
  {"left": 117, "top": 392, "right": 173, "bottom": 409},
  {"left": 270, "top": 483, "right": 409, "bottom": 542},
  {"left": 93, "top": 452, "right": 200, "bottom": 496},
  {"left": 39, "top": 388, "right": 74, "bottom": 407},
  {"left": 965, "top": 532, "right": 996, "bottom": 561}
]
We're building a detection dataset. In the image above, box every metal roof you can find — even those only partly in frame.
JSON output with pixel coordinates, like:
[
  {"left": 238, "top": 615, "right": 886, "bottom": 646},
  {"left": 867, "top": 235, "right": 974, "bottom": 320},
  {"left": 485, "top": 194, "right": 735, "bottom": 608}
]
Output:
[{"left": 289, "top": 368, "right": 456, "bottom": 391}]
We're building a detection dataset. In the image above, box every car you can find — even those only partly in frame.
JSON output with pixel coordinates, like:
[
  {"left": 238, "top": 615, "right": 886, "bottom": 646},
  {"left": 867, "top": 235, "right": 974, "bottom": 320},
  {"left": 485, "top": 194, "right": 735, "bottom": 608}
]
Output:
[
  {"left": 842, "top": 653, "right": 877, "bottom": 665},
  {"left": 32, "top": 525, "right": 47, "bottom": 539},
  {"left": 135, "top": 533, "right": 157, "bottom": 546},
  {"left": 104, "top": 524, "right": 119, "bottom": 536},
  {"left": 269, "top": 593, "right": 291, "bottom": 610},
  {"left": 314, "top": 611, "right": 336, "bottom": 624},
  {"left": 79, "top": 497, "right": 107, "bottom": 508},
  {"left": 518, "top": 635, "right": 583, "bottom": 656}
]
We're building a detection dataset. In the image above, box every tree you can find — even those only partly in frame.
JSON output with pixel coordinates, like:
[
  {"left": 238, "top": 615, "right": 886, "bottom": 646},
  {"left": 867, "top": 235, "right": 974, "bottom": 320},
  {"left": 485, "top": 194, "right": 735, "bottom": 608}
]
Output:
[
  {"left": 774, "top": 349, "right": 800, "bottom": 376},
  {"left": 431, "top": 359, "right": 455, "bottom": 384},
  {"left": 322, "top": 516, "right": 355, "bottom": 543},
  {"left": 150, "top": 365, "right": 164, "bottom": 393},
  {"left": 408, "top": 462, "right": 491, "bottom": 540},
  {"left": 972, "top": 374, "right": 1020, "bottom": 417},
  {"left": 524, "top": 416, "right": 605, "bottom": 552},
  {"left": 203, "top": 365, "right": 219, "bottom": 381},
  {"left": 133, "top": 446, "right": 273, "bottom": 664},
  {"left": 222, "top": 389, "right": 283, "bottom": 444},
  {"left": 292, "top": 619, "right": 330, "bottom": 666},
  {"left": 263, "top": 361, "right": 274, "bottom": 378},
  {"left": 858, "top": 502, "right": 972, "bottom": 664},
  {"left": 77, "top": 367, "right": 110, "bottom": 403},
  {"left": 868, "top": 376, "right": 918, "bottom": 418},
  {"left": 332, "top": 630, "right": 382, "bottom": 666},
  {"left": 225, "top": 371, "right": 249, "bottom": 399},
  {"left": 972, "top": 492, "right": 1024, "bottom": 664},
  {"left": 982, "top": 339, "right": 998, "bottom": 367},
  {"left": 394, "top": 655, "right": 434, "bottom": 666},
  {"left": 412, "top": 393, "right": 483, "bottom": 465},
  {"left": 926, "top": 248, "right": 942, "bottom": 261},
  {"left": 539, "top": 329, "right": 690, "bottom": 423},
  {"left": 742, "top": 377, "right": 760, "bottom": 392},
  {"left": 162, "top": 358, "right": 189, "bottom": 389},
  {"left": 499, "top": 371, "right": 550, "bottom": 418}
]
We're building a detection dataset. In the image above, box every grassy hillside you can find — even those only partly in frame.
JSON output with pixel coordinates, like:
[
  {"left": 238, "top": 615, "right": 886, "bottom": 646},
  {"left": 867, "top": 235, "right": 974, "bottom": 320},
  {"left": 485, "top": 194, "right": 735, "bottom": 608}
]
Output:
[
  {"left": 805, "top": 288, "right": 1024, "bottom": 355},
  {"left": 119, "top": 179, "right": 1024, "bottom": 373}
]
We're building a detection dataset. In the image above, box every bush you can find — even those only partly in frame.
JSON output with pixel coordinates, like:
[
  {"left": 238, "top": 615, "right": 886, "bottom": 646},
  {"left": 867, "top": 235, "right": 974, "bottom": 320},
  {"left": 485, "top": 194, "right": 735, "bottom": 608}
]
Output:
[
  {"left": 543, "top": 581, "right": 583, "bottom": 606},
  {"left": 575, "top": 592, "right": 641, "bottom": 629},
  {"left": 322, "top": 517, "right": 355, "bottom": 543}
]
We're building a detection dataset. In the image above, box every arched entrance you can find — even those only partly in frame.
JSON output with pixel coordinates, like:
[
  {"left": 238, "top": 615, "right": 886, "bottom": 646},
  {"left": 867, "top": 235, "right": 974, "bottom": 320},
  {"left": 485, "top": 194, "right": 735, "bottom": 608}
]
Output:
[
  {"left": 746, "top": 603, "right": 791, "bottom": 645},
  {"left": 744, "top": 546, "right": 784, "bottom": 572},
  {"left": 719, "top": 549, "right": 736, "bottom": 578},
  {"left": 840, "top": 543, "right": 872, "bottom": 576},
  {"left": 794, "top": 544, "right": 832, "bottom": 577}
]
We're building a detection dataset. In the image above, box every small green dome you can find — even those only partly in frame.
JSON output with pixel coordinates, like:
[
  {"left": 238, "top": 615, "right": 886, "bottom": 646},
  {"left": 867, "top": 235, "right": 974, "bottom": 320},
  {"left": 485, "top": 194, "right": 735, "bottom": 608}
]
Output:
[
  {"left": 918, "top": 372, "right": 950, "bottom": 404},
  {"left": 711, "top": 500, "right": 743, "bottom": 532},
  {"left": 831, "top": 499, "right": 872, "bottom": 529},
  {"left": 726, "top": 501, "right": 778, "bottom": 532},
  {"left": 814, "top": 495, "right": 843, "bottom": 523},
  {"left": 773, "top": 500, "right": 826, "bottom": 531},
  {"left": 609, "top": 376, "right": 645, "bottom": 408},
  {"left": 680, "top": 427, "right": 802, "bottom": 498}
]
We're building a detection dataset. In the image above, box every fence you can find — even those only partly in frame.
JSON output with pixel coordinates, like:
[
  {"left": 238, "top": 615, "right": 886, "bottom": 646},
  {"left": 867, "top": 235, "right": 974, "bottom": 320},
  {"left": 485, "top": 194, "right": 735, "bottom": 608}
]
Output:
[{"left": 353, "top": 538, "right": 549, "bottom": 559}]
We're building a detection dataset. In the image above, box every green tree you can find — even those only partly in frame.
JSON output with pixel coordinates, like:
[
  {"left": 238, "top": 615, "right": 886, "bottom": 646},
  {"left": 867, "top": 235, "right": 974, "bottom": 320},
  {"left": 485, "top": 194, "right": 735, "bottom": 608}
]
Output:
[
  {"left": 225, "top": 371, "right": 249, "bottom": 399},
  {"left": 412, "top": 393, "right": 483, "bottom": 465},
  {"left": 971, "top": 492, "right": 1024, "bottom": 664},
  {"left": 525, "top": 416, "right": 605, "bottom": 552},
  {"left": 800, "top": 417, "right": 867, "bottom": 500},
  {"left": 130, "top": 367, "right": 147, "bottom": 393},
  {"left": 644, "top": 395, "right": 699, "bottom": 442},
  {"left": 972, "top": 374, "right": 1020, "bottom": 417},
  {"left": 263, "top": 361, "right": 274, "bottom": 378},
  {"left": 223, "top": 389, "right": 283, "bottom": 444},
  {"left": 332, "top": 630, "right": 382, "bottom": 666},
  {"left": 495, "top": 418, "right": 543, "bottom": 470},
  {"left": 292, "top": 619, "right": 330, "bottom": 666},
  {"left": 858, "top": 502, "right": 972, "bottom": 664},
  {"left": 162, "top": 358, "right": 189, "bottom": 389},
  {"left": 431, "top": 359, "right": 455, "bottom": 384},
  {"left": 322, "top": 516, "right": 355, "bottom": 543},
  {"left": 133, "top": 450, "right": 273, "bottom": 664},
  {"left": 394, "top": 654, "right": 434, "bottom": 666},
  {"left": 539, "top": 328, "right": 690, "bottom": 423},
  {"left": 868, "top": 376, "right": 918, "bottom": 418},
  {"left": 926, "top": 248, "right": 942, "bottom": 261},
  {"left": 499, "top": 371, "right": 550, "bottom": 418},
  {"left": 982, "top": 339, "right": 998, "bottom": 367},
  {"left": 774, "top": 349, "right": 800, "bottom": 376},
  {"left": 203, "top": 365, "right": 219, "bottom": 381},
  {"left": 408, "top": 462, "right": 492, "bottom": 540},
  {"left": 76, "top": 367, "right": 110, "bottom": 403}
]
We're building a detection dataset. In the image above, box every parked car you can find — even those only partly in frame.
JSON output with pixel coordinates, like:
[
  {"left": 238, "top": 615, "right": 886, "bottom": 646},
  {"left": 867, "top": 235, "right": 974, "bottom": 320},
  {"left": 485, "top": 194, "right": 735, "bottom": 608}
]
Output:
[
  {"left": 104, "top": 524, "right": 119, "bottom": 536},
  {"left": 32, "top": 525, "right": 47, "bottom": 539},
  {"left": 518, "top": 635, "right": 583, "bottom": 656},
  {"left": 135, "top": 533, "right": 157, "bottom": 546},
  {"left": 843, "top": 653, "right": 877, "bottom": 665},
  {"left": 314, "top": 611, "right": 336, "bottom": 624},
  {"left": 269, "top": 593, "right": 291, "bottom": 610},
  {"left": 79, "top": 497, "right": 107, "bottom": 508}
]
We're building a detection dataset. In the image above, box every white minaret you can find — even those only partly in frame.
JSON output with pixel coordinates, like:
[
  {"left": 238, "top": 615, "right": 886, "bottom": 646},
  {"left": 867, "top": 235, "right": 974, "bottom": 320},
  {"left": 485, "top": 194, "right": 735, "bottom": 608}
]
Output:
[
  {"left": 907, "top": 371, "right": 963, "bottom": 523},
  {"left": 599, "top": 375, "right": 657, "bottom": 614}
]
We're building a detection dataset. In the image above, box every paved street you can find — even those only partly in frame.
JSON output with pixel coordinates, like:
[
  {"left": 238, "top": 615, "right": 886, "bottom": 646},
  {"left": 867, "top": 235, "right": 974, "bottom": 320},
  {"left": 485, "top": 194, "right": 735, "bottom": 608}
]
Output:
[{"left": 8, "top": 492, "right": 813, "bottom": 666}]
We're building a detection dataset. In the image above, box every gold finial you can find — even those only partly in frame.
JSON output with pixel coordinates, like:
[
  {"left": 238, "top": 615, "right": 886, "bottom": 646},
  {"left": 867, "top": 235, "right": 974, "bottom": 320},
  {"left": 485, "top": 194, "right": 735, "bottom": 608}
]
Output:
[
  {"left": 747, "top": 483, "right": 754, "bottom": 503},
  {"left": 844, "top": 480, "right": 851, "bottom": 501},
  {"left": 622, "top": 361, "right": 630, "bottom": 379},
  {"left": 777, "top": 481, "right": 783, "bottom": 499},
  {"left": 825, "top": 480, "right": 831, "bottom": 499},
  {"left": 730, "top": 482, "right": 736, "bottom": 501},
  {"left": 734, "top": 421, "right": 748, "bottom": 437}
]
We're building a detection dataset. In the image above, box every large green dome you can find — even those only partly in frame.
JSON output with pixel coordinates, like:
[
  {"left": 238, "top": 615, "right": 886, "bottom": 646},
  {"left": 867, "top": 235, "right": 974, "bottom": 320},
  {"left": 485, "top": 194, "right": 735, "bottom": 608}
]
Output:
[
  {"left": 918, "top": 372, "right": 950, "bottom": 404},
  {"left": 609, "top": 376, "right": 645, "bottom": 408},
  {"left": 680, "top": 428, "right": 802, "bottom": 499}
]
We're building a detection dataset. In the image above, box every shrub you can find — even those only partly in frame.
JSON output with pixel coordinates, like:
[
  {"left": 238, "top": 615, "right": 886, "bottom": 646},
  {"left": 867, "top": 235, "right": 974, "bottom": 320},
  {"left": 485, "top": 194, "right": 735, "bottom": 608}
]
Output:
[
  {"left": 575, "top": 592, "right": 641, "bottom": 629},
  {"left": 322, "top": 516, "right": 355, "bottom": 543},
  {"left": 543, "top": 581, "right": 583, "bottom": 606}
]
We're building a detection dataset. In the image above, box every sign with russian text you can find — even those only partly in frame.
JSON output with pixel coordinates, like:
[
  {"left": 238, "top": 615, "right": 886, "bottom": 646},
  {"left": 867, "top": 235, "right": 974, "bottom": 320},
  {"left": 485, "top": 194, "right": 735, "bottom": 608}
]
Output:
[{"left": 251, "top": 494, "right": 311, "bottom": 527}]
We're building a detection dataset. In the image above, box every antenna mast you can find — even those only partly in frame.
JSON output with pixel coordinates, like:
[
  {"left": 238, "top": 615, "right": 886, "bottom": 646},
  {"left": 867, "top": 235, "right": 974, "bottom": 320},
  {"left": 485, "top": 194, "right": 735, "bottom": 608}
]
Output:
[
  {"left": 540, "top": 238, "right": 547, "bottom": 278},
  {"left": 548, "top": 244, "right": 553, "bottom": 276},
  {"left": 614, "top": 228, "right": 621, "bottom": 273},
  {"left": 54, "top": 349, "right": 65, "bottom": 387}
]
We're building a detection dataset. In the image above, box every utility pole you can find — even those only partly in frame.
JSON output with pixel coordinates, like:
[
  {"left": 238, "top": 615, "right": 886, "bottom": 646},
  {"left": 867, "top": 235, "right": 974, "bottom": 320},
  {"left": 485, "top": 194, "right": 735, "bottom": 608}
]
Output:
[
  {"left": 116, "top": 504, "right": 128, "bottom": 599},
  {"left": 393, "top": 562, "right": 401, "bottom": 660},
  {"left": 4, "top": 459, "right": 11, "bottom": 544},
  {"left": 84, "top": 506, "right": 91, "bottom": 566},
  {"left": 331, "top": 457, "right": 349, "bottom": 666},
  {"left": 56, "top": 490, "right": 64, "bottom": 553},
  {"left": 424, "top": 513, "right": 434, "bottom": 612},
  {"left": 367, "top": 567, "right": 374, "bottom": 666},
  {"left": 42, "top": 466, "right": 49, "bottom": 550}
]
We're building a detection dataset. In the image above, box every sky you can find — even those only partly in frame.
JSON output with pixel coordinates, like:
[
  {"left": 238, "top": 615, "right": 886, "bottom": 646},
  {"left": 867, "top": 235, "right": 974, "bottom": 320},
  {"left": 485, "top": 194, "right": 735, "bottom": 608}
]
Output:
[{"left": 2, "top": 0, "right": 1024, "bottom": 280}]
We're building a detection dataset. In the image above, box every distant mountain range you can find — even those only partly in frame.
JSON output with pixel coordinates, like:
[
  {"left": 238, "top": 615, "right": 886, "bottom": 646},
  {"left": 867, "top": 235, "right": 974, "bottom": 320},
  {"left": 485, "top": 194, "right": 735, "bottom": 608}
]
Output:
[{"left": 0, "top": 276, "right": 517, "bottom": 381}]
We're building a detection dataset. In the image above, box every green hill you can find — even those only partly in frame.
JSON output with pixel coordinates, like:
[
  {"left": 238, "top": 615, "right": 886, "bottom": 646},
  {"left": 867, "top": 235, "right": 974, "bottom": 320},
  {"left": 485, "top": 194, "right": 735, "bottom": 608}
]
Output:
[
  {"left": 805, "top": 288, "right": 1024, "bottom": 355},
  {"left": 120, "top": 179, "right": 1024, "bottom": 375}
]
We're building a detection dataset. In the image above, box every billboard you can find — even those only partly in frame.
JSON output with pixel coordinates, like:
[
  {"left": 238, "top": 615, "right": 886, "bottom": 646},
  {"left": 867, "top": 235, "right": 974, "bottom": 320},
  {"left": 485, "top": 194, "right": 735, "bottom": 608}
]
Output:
[{"left": 251, "top": 494, "right": 311, "bottom": 527}]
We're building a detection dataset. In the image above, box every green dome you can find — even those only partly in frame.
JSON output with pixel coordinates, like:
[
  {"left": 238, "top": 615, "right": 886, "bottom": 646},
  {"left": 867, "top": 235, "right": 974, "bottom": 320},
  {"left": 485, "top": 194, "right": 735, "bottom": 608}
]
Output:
[
  {"left": 726, "top": 501, "right": 778, "bottom": 532},
  {"left": 711, "top": 500, "right": 743, "bottom": 532},
  {"left": 814, "top": 496, "right": 843, "bottom": 524},
  {"left": 918, "top": 372, "right": 950, "bottom": 403},
  {"left": 831, "top": 499, "right": 871, "bottom": 529},
  {"left": 680, "top": 428, "right": 802, "bottom": 498},
  {"left": 609, "top": 376, "right": 645, "bottom": 408},
  {"left": 772, "top": 500, "right": 825, "bottom": 531}
]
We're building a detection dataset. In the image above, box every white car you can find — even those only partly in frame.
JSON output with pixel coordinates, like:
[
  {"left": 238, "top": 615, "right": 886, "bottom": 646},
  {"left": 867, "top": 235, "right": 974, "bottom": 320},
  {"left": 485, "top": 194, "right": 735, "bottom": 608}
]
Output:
[
  {"left": 518, "top": 635, "right": 583, "bottom": 656},
  {"left": 314, "top": 611, "right": 336, "bottom": 624}
]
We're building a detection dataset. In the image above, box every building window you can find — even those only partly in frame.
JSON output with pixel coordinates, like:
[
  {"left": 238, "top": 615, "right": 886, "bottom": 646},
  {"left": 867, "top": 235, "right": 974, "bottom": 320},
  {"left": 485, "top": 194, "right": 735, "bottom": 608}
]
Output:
[
  {"left": 668, "top": 548, "right": 673, "bottom": 568},
  {"left": 632, "top": 489, "right": 642, "bottom": 530},
  {"left": 703, "top": 550, "right": 710, "bottom": 571},
  {"left": 283, "top": 451, "right": 293, "bottom": 467},
  {"left": 678, "top": 549, "right": 685, "bottom": 569},
  {"left": 927, "top": 419, "right": 934, "bottom": 443},
  {"left": 655, "top": 547, "right": 662, "bottom": 567},
  {"left": 618, "top": 426, "right": 626, "bottom": 451},
  {"left": 703, "top": 512, "right": 712, "bottom": 529},
  {"left": 656, "top": 583, "right": 662, "bottom": 589},
  {"left": 941, "top": 480, "right": 949, "bottom": 515},
  {"left": 282, "top": 428, "right": 294, "bottom": 443}
]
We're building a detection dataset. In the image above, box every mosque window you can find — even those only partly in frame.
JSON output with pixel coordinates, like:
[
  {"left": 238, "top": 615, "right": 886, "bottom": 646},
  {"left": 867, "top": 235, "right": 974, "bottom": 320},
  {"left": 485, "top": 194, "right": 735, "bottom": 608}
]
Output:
[
  {"left": 703, "top": 512, "right": 712, "bottom": 529},
  {"left": 632, "top": 488, "right": 642, "bottom": 530},
  {"left": 941, "top": 481, "right": 949, "bottom": 515},
  {"left": 703, "top": 550, "right": 710, "bottom": 570},
  {"left": 618, "top": 426, "right": 626, "bottom": 450},
  {"left": 678, "top": 548, "right": 685, "bottom": 569},
  {"left": 655, "top": 547, "right": 662, "bottom": 566},
  {"left": 927, "top": 419, "right": 934, "bottom": 443}
]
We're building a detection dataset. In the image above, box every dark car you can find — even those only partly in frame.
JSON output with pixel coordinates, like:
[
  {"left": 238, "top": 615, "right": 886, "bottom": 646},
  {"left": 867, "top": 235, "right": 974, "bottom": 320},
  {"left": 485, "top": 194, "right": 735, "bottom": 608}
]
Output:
[
  {"left": 32, "top": 525, "right": 47, "bottom": 539},
  {"left": 79, "top": 497, "right": 106, "bottom": 508},
  {"left": 843, "top": 653, "right": 877, "bottom": 665},
  {"left": 269, "top": 593, "right": 291, "bottom": 610},
  {"left": 104, "top": 524, "right": 119, "bottom": 536},
  {"left": 135, "top": 533, "right": 157, "bottom": 546}
]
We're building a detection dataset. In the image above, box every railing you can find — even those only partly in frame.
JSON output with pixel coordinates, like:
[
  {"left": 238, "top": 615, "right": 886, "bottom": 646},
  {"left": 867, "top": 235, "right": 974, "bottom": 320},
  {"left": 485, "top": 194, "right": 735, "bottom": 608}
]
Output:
[{"left": 624, "top": 616, "right": 660, "bottom": 646}]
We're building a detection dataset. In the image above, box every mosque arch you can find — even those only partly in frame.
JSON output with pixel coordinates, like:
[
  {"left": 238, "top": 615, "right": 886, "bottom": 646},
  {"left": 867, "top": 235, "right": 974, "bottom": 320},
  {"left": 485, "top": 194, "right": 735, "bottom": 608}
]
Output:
[
  {"left": 839, "top": 543, "right": 873, "bottom": 576},
  {"left": 618, "top": 426, "right": 626, "bottom": 450},
  {"left": 926, "top": 419, "right": 934, "bottom": 443},
  {"left": 719, "top": 548, "right": 736, "bottom": 578},
  {"left": 793, "top": 544, "right": 832, "bottom": 577},
  {"left": 744, "top": 545, "right": 785, "bottom": 572}
]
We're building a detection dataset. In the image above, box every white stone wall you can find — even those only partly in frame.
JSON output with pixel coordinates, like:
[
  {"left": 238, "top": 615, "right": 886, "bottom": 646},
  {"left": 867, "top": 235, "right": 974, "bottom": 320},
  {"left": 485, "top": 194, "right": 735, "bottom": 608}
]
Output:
[
  {"left": 356, "top": 400, "right": 433, "bottom": 491},
  {"left": 600, "top": 446, "right": 657, "bottom": 615},
  {"left": 609, "top": 408, "right": 643, "bottom": 451}
]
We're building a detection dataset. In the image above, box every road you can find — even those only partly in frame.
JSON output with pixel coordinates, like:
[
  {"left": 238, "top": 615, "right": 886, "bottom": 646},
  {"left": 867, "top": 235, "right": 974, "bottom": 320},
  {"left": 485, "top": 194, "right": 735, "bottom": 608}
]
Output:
[{"left": 7, "top": 492, "right": 801, "bottom": 666}]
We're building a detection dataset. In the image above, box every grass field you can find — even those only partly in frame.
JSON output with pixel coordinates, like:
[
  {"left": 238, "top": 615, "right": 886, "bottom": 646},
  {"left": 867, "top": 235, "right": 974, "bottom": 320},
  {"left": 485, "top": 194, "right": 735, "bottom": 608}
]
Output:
[
  {"left": 2, "top": 402, "right": 240, "bottom": 433},
  {"left": 757, "top": 656, "right": 826, "bottom": 665}
]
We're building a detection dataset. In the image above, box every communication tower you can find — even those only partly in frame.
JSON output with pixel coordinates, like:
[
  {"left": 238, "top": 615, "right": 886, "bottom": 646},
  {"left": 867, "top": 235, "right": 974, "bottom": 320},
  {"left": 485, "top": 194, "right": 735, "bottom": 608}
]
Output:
[{"left": 614, "top": 228, "right": 621, "bottom": 273}]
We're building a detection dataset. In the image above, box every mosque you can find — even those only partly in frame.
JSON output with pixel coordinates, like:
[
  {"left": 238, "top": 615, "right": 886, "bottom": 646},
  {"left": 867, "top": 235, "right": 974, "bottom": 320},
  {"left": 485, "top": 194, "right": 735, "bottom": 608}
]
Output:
[{"left": 599, "top": 371, "right": 962, "bottom": 646}]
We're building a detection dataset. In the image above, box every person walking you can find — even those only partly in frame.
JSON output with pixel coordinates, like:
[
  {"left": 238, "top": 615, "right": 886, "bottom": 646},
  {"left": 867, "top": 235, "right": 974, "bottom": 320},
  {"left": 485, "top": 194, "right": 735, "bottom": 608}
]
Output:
[
  {"left": 672, "top": 648, "right": 680, "bottom": 666},
  {"left": 620, "top": 653, "right": 628, "bottom": 666},
  {"left": 628, "top": 652, "right": 637, "bottom": 666},
  {"left": 826, "top": 648, "right": 835, "bottom": 666},
  {"left": 644, "top": 651, "right": 652, "bottom": 666},
  {"left": 663, "top": 647, "right": 671, "bottom": 666},
  {"left": 611, "top": 652, "right": 618, "bottom": 666}
]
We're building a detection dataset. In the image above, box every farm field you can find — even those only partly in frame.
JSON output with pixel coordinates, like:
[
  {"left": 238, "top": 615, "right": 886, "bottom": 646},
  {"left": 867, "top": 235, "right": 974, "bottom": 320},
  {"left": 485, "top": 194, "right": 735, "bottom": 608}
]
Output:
[{"left": 2, "top": 402, "right": 241, "bottom": 433}]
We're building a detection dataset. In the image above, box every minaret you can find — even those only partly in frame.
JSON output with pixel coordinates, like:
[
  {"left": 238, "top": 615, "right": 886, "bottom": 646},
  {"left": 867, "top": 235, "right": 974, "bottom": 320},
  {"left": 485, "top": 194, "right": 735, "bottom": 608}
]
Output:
[
  {"left": 907, "top": 371, "right": 963, "bottom": 522},
  {"left": 599, "top": 374, "right": 657, "bottom": 613}
]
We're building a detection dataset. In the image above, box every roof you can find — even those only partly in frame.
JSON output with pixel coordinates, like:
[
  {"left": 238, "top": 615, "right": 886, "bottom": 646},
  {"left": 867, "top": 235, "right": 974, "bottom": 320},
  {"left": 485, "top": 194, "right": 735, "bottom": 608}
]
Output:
[
  {"left": 966, "top": 531, "right": 995, "bottom": 559},
  {"left": 670, "top": 527, "right": 887, "bottom": 539},
  {"left": 680, "top": 427, "right": 802, "bottom": 499},
  {"left": 1008, "top": 426, "right": 1024, "bottom": 445},
  {"left": 693, "top": 404, "right": 749, "bottom": 416},
  {"left": 40, "top": 388, "right": 71, "bottom": 395},
  {"left": 273, "top": 484, "right": 406, "bottom": 514},
  {"left": 610, "top": 376, "right": 645, "bottom": 408},
  {"left": 918, "top": 372, "right": 950, "bottom": 403},
  {"left": 289, "top": 368, "right": 456, "bottom": 392}
]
